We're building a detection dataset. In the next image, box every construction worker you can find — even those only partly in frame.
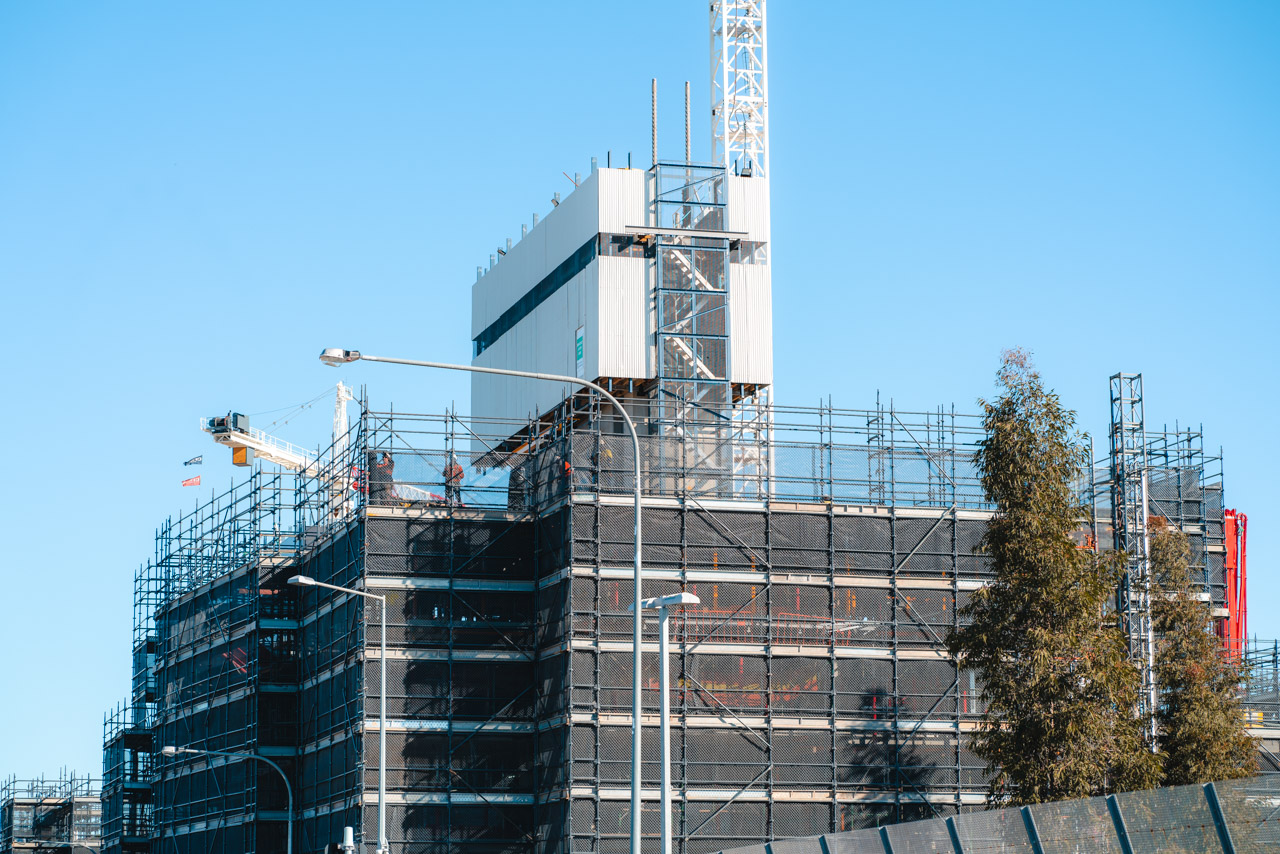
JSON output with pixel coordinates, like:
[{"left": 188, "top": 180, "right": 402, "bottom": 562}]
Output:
[
  {"left": 370, "top": 451, "right": 394, "bottom": 505},
  {"left": 444, "top": 452, "right": 464, "bottom": 506}
]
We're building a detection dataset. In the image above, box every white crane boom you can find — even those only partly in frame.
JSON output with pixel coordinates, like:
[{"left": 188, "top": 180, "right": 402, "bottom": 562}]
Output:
[
  {"left": 201, "top": 382, "right": 355, "bottom": 472},
  {"left": 201, "top": 413, "right": 314, "bottom": 471}
]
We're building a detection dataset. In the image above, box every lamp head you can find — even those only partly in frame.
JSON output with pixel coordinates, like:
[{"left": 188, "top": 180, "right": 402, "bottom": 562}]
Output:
[
  {"left": 288, "top": 575, "right": 316, "bottom": 586},
  {"left": 320, "top": 348, "right": 361, "bottom": 367},
  {"left": 630, "top": 592, "right": 702, "bottom": 611},
  {"left": 160, "top": 746, "right": 179, "bottom": 757}
]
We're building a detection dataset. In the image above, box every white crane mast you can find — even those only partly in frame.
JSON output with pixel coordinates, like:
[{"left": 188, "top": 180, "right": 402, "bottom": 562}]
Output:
[
  {"left": 711, "top": 0, "right": 769, "bottom": 177},
  {"left": 333, "top": 381, "right": 355, "bottom": 459}
]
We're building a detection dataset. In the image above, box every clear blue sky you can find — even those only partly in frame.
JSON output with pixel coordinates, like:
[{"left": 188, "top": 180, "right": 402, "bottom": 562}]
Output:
[{"left": 1, "top": 2, "right": 1276, "bottom": 780}]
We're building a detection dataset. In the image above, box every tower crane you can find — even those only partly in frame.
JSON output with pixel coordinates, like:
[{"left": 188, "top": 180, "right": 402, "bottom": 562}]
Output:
[{"left": 201, "top": 382, "right": 354, "bottom": 472}]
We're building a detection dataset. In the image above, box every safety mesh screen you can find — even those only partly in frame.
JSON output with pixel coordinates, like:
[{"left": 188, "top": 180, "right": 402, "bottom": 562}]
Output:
[
  {"left": 883, "top": 816, "right": 955, "bottom": 852},
  {"left": 834, "top": 658, "right": 893, "bottom": 717},
  {"left": 362, "top": 802, "right": 532, "bottom": 854},
  {"left": 953, "top": 807, "right": 1035, "bottom": 853},
  {"left": 362, "top": 730, "right": 534, "bottom": 792},
  {"left": 685, "top": 729, "right": 767, "bottom": 787},
  {"left": 772, "top": 729, "right": 834, "bottom": 787},
  {"left": 775, "top": 837, "right": 889, "bottom": 854},
  {"left": 367, "top": 588, "right": 534, "bottom": 650},
  {"left": 686, "top": 654, "right": 767, "bottom": 713},
  {"left": 1112, "top": 784, "right": 1220, "bottom": 854},
  {"left": 593, "top": 723, "right": 678, "bottom": 786},
  {"left": 772, "top": 803, "right": 832, "bottom": 840},
  {"left": 835, "top": 732, "right": 894, "bottom": 787},
  {"left": 897, "top": 732, "right": 960, "bottom": 790},
  {"left": 1030, "top": 794, "right": 1123, "bottom": 854},
  {"left": 364, "top": 658, "right": 535, "bottom": 720},
  {"left": 364, "top": 516, "right": 535, "bottom": 580},
  {"left": 592, "top": 800, "right": 677, "bottom": 854},
  {"left": 595, "top": 651, "right": 661, "bottom": 712},
  {"left": 538, "top": 579, "right": 571, "bottom": 648},
  {"left": 300, "top": 735, "right": 360, "bottom": 808},
  {"left": 895, "top": 589, "right": 955, "bottom": 647},
  {"left": 684, "top": 800, "right": 766, "bottom": 852},
  {"left": 898, "top": 659, "right": 958, "bottom": 717},
  {"left": 771, "top": 657, "right": 832, "bottom": 713},
  {"left": 535, "top": 726, "right": 569, "bottom": 792}
]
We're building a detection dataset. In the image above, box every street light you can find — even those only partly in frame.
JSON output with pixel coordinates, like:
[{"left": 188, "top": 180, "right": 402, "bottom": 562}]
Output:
[
  {"left": 631, "top": 592, "right": 700, "bottom": 854},
  {"left": 287, "top": 574, "right": 388, "bottom": 854},
  {"left": 319, "top": 347, "right": 648, "bottom": 854},
  {"left": 160, "top": 745, "right": 293, "bottom": 854}
]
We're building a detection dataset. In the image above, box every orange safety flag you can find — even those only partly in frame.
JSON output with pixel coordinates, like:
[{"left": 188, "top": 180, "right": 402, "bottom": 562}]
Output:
[{"left": 182, "top": 475, "right": 202, "bottom": 487}]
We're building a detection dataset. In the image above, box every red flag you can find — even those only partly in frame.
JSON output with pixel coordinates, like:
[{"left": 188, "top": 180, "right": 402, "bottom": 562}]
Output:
[{"left": 182, "top": 475, "right": 201, "bottom": 487}]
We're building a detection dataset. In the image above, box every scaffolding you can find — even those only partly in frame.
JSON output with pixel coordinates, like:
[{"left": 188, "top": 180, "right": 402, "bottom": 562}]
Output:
[
  {"left": 137, "top": 469, "right": 302, "bottom": 854},
  {"left": 101, "top": 703, "right": 153, "bottom": 854},
  {"left": 110, "top": 377, "right": 1232, "bottom": 854},
  {"left": 283, "top": 394, "right": 1167, "bottom": 854},
  {"left": 0, "top": 773, "right": 101, "bottom": 853}
]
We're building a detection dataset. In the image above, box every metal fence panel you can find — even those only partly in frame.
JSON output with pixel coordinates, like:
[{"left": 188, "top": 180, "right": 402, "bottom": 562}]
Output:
[{"left": 710, "top": 778, "right": 1280, "bottom": 854}]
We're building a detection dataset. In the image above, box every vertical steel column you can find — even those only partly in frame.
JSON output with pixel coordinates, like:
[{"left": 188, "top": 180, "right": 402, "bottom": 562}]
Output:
[
  {"left": 685, "top": 81, "right": 691, "bottom": 163},
  {"left": 1110, "top": 373, "right": 1157, "bottom": 738},
  {"left": 1139, "top": 470, "right": 1156, "bottom": 723},
  {"left": 659, "top": 605, "right": 674, "bottom": 854},
  {"left": 1203, "top": 782, "right": 1238, "bottom": 854},
  {"left": 1105, "top": 794, "right": 1134, "bottom": 854},
  {"left": 652, "top": 79, "right": 658, "bottom": 168},
  {"left": 1020, "top": 806, "right": 1045, "bottom": 854},
  {"left": 945, "top": 815, "right": 965, "bottom": 854},
  {"left": 377, "top": 595, "right": 387, "bottom": 854}
]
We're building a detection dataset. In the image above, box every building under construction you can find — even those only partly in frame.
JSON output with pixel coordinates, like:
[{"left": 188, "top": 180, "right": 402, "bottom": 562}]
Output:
[
  {"left": 102, "top": 374, "right": 1239, "bottom": 854},
  {"left": 0, "top": 773, "right": 102, "bottom": 853},
  {"left": 97, "top": 2, "right": 1255, "bottom": 854}
]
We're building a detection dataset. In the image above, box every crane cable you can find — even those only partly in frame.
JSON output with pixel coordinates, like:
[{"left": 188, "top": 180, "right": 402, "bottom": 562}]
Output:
[{"left": 247, "top": 386, "right": 338, "bottom": 431}]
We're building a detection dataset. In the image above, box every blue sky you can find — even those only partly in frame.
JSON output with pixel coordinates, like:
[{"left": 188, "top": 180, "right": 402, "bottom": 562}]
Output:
[{"left": 1, "top": 2, "right": 1276, "bottom": 779}]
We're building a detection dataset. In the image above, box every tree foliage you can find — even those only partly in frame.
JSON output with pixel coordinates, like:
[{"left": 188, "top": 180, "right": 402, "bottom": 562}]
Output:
[
  {"left": 1150, "top": 520, "right": 1257, "bottom": 784},
  {"left": 948, "top": 349, "right": 1160, "bottom": 805}
]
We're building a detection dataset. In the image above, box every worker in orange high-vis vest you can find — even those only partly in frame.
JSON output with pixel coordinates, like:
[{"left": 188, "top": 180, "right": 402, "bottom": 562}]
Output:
[{"left": 444, "top": 452, "right": 464, "bottom": 506}]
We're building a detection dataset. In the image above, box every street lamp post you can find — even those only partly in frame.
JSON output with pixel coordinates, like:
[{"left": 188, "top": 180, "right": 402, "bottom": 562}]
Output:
[
  {"left": 318, "top": 348, "right": 648, "bottom": 854},
  {"left": 631, "top": 592, "right": 700, "bottom": 854},
  {"left": 160, "top": 746, "right": 293, "bottom": 854},
  {"left": 287, "top": 575, "right": 388, "bottom": 854}
]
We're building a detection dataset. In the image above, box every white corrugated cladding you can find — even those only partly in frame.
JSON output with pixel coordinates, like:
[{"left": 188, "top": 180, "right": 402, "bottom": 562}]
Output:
[
  {"left": 472, "top": 262, "right": 594, "bottom": 425},
  {"left": 468, "top": 166, "right": 778, "bottom": 419},
  {"left": 597, "top": 167, "right": 646, "bottom": 232},
  {"left": 596, "top": 255, "right": 648, "bottom": 378},
  {"left": 469, "top": 170, "right": 599, "bottom": 425},
  {"left": 470, "top": 171, "right": 600, "bottom": 339},
  {"left": 725, "top": 175, "right": 772, "bottom": 385},
  {"left": 725, "top": 175, "right": 770, "bottom": 241},
  {"left": 595, "top": 168, "right": 649, "bottom": 380},
  {"left": 729, "top": 261, "right": 773, "bottom": 384},
  {"left": 470, "top": 168, "right": 651, "bottom": 427}
]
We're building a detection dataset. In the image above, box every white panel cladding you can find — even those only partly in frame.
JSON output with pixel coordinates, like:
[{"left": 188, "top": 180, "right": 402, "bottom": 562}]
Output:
[
  {"left": 729, "top": 261, "right": 773, "bottom": 384},
  {"left": 596, "top": 168, "right": 647, "bottom": 233},
  {"left": 725, "top": 175, "right": 770, "bottom": 241},
  {"left": 472, "top": 262, "right": 597, "bottom": 425},
  {"left": 471, "top": 170, "right": 601, "bottom": 338},
  {"left": 596, "top": 255, "right": 648, "bottom": 379}
]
